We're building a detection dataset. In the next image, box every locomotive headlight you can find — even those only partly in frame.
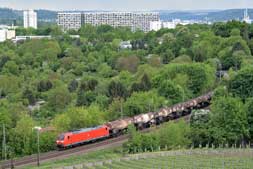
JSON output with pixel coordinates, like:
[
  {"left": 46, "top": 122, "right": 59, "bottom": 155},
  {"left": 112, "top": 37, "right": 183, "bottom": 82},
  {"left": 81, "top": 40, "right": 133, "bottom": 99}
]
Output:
[{"left": 56, "top": 140, "right": 64, "bottom": 144}]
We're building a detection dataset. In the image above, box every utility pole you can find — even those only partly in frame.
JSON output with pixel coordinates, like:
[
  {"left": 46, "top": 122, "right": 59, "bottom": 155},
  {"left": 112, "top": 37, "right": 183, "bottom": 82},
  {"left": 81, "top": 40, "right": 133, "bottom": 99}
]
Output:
[
  {"left": 120, "top": 98, "right": 123, "bottom": 119},
  {"left": 37, "top": 129, "right": 40, "bottom": 167},
  {"left": 33, "top": 126, "right": 41, "bottom": 167},
  {"left": 2, "top": 123, "right": 7, "bottom": 161}
]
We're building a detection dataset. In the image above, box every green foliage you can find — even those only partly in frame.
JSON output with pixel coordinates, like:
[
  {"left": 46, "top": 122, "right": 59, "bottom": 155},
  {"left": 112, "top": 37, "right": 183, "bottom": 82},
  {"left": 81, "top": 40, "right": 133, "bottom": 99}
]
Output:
[
  {"left": 47, "top": 86, "right": 72, "bottom": 112},
  {"left": 161, "top": 49, "right": 175, "bottom": 64},
  {"left": 2, "top": 61, "right": 19, "bottom": 75},
  {"left": 68, "top": 79, "right": 79, "bottom": 92},
  {"left": 153, "top": 63, "right": 215, "bottom": 96},
  {"left": 228, "top": 66, "right": 253, "bottom": 100},
  {"left": 170, "top": 55, "right": 192, "bottom": 64},
  {"left": 131, "top": 74, "right": 152, "bottom": 93},
  {"left": 37, "top": 80, "right": 53, "bottom": 92},
  {"left": 158, "top": 80, "right": 185, "bottom": 104},
  {"left": 123, "top": 91, "right": 166, "bottom": 116},
  {"left": 245, "top": 98, "right": 253, "bottom": 141},
  {"left": 52, "top": 105, "right": 106, "bottom": 131},
  {"left": 230, "top": 28, "right": 241, "bottom": 36},
  {"left": 124, "top": 120, "right": 191, "bottom": 153},
  {"left": 76, "top": 90, "right": 96, "bottom": 107},
  {"left": 1, "top": 21, "right": 253, "bottom": 158},
  {"left": 159, "top": 120, "right": 191, "bottom": 149},
  {"left": 190, "top": 110, "right": 210, "bottom": 147},
  {"left": 0, "top": 75, "right": 20, "bottom": 97},
  {"left": 209, "top": 96, "right": 248, "bottom": 145},
  {"left": 9, "top": 115, "right": 36, "bottom": 156},
  {"left": 108, "top": 81, "right": 128, "bottom": 99},
  {"left": 192, "top": 40, "right": 215, "bottom": 62},
  {"left": 39, "top": 132, "right": 58, "bottom": 153},
  {"left": 124, "top": 124, "right": 159, "bottom": 153},
  {"left": 23, "top": 88, "right": 36, "bottom": 105},
  {"left": 116, "top": 56, "right": 140, "bottom": 73}
]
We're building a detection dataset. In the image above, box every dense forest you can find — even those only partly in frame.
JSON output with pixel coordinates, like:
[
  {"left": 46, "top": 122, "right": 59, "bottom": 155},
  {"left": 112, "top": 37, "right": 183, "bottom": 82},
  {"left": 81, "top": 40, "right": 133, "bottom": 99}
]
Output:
[{"left": 0, "top": 21, "right": 253, "bottom": 158}]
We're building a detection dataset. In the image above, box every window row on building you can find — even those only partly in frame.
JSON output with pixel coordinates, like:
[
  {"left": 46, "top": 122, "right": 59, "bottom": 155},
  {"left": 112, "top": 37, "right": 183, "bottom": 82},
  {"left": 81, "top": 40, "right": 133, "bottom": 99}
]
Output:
[{"left": 57, "top": 12, "right": 159, "bottom": 32}]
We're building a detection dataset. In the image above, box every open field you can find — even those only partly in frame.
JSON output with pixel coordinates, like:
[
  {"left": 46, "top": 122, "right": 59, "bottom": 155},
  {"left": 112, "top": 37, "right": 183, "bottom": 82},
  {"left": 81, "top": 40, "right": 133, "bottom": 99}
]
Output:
[{"left": 26, "top": 148, "right": 253, "bottom": 169}]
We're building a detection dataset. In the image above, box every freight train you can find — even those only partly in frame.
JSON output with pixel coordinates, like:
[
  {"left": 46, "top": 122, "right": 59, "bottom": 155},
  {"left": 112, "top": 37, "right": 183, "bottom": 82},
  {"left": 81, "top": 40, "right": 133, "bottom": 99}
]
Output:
[{"left": 56, "top": 92, "right": 213, "bottom": 149}]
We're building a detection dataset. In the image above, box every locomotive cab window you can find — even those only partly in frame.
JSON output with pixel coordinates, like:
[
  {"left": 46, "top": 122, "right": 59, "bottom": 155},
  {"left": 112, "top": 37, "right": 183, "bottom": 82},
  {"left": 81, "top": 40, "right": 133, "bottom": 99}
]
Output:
[{"left": 58, "top": 134, "right": 65, "bottom": 141}]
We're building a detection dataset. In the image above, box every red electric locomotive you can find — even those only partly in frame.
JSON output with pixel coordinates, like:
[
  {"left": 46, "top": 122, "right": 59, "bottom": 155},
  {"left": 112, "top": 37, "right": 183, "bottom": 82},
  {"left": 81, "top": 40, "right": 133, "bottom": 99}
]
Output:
[{"left": 56, "top": 125, "right": 109, "bottom": 148}]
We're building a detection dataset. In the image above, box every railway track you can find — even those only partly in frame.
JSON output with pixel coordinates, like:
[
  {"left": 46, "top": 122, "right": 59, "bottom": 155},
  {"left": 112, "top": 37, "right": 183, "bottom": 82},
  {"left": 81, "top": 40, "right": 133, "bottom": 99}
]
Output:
[
  {"left": 1, "top": 114, "right": 193, "bottom": 169},
  {"left": 1, "top": 134, "right": 130, "bottom": 169}
]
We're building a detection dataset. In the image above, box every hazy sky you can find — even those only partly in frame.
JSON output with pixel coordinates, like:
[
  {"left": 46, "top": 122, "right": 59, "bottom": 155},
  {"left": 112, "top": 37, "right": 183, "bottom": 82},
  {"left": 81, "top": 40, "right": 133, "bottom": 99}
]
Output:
[{"left": 0, "top": 0, "right": 253, "bottom": 11}]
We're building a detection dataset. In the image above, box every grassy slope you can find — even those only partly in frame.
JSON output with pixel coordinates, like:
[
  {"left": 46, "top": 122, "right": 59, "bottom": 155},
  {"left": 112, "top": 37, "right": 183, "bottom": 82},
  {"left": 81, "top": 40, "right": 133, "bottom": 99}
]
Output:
[
  {"left": 25, "top": 147, "right": 124, "bottom": 169},
  {"left": 26, "top": 148, "right": 253, "bottom": 169}
]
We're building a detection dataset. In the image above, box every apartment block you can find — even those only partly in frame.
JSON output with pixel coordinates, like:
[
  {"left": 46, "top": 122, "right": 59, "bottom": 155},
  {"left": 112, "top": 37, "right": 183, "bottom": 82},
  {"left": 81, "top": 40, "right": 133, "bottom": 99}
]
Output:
[
  {"left": 57, "top": 13, "right": 82, "bottom": 31},
  {"left": 57, "top": 12, "right": 159, "bottom": 32},
  {"left": 0, "top": 29, "right": 16, "bottom": 42}
]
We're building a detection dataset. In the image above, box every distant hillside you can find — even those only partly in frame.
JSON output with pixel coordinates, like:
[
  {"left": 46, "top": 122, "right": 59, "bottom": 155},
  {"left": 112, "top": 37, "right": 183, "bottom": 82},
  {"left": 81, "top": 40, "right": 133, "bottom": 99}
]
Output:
[
  {"left": 158, "top": 9, "right": 253, "bottom": 21},
  {"left": 0, "top": 8, "right": 252, "bottom": 25}
]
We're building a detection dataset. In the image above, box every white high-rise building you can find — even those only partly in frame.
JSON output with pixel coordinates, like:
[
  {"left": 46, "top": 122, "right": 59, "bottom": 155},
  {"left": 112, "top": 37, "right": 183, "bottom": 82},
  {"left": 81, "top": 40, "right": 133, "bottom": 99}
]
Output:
[
  {"left": 243, "top": 8, "right": 252, "bottom": 24},
  {"left": 150, "top": 21, "right": 162, "bottom": 31},
  {"left": 23, "top": 9, "right": 37, "bottom": 29}
]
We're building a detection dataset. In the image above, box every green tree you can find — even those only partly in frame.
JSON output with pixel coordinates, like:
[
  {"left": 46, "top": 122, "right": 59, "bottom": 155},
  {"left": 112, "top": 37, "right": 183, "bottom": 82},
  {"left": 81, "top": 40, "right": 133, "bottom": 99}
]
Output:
[
  {"left": 0, "top": 75, "right": 20, "bottom": 97},
  {"left": 23, "top": 88, "right": 36, "bottom": 105},
  {"left": 39, "top": 132, "right": 58, "bottom": 152},
  {"left": 212, "top": 22, "right": 230, "bottom": 37},
  {"left": 153, "top": 64, "right": 215, "bottom": 96},
  {"left": 52, "top": 113, "right": 71, "bottom": 132},
  {"left": 53, "top": 106, "right": 105, "bottom": 131},
  {"left": 218, "top": 47, "right": 243, "bottom": 70},
  {"left": 9, "top": 115, "right": 36, "bottom": 156},
  {"left": 159, "top": 120, "right": 191, "bottom": 149},
  {"left": 37, "top": 80, "right": 53, "bottom": 92},
  {"left": 161, "top": 49, "right": 174, "bottom": 64},
  {"left": 123, "top": 91, "right": 166, "bottom": 116},
  {"left": 47, "top": 87, "right": 72, "bottom": 112},
  {"left": 116, "top": 56, "right": 140, "bottom": 73},
  {"left": 158, "top": 80, "right": 185, "bottom": 104},
  {"left": 0, "top": 55, "right": 10, "bottom": 71},
  {"left": 76, "top": 90, "right": 96, "bottom": 107},
  {"left": 108, "top": 81, "right": 128, "bottom": 99},
  {"left": 175, "top": 27, "right": 193, "bottom": 49},
  {"left": 2, "top": 61, "right": 19, "bottom": 75},
  {"left": 190, "top": 110, "right": 210, "bottom": 147},
  {"left": 228, "top": 66, "right": 253, "bottom": 100},
  {"left": 230, "top": 28, "right": 241, "bottom": 36},
  {"left": 209, "top": 96, "right": 248, "bottom": 145},
  {"left": 245, "top": 98, "right": 253, "bottom": 141},
  {"left": 170, "top": 55, "right": 192, "bottom": 64},
  {"left": 68, "top": 79, "right": 79, "bottom": 92},
  {"left": 131, "top": 74, "right": 151, "bottom": 92},
  {"left": 248, "top": 39, "right": 253, "bottom": 55},
  {"left": 192, "top": 41, "right": 214, "bottom": 62}
]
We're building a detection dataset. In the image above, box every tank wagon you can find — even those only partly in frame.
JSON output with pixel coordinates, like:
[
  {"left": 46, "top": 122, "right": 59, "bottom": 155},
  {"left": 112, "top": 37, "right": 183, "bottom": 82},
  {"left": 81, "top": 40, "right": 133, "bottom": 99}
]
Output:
[
  {"left": 105, "top": 117, "right": 133, "bottom": 136},
  {"left": 133, "top": 112, "right": 156, "bottom": 129},
  {"left": 56, "top": 92, "right": 213, "bottom": 149}
]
